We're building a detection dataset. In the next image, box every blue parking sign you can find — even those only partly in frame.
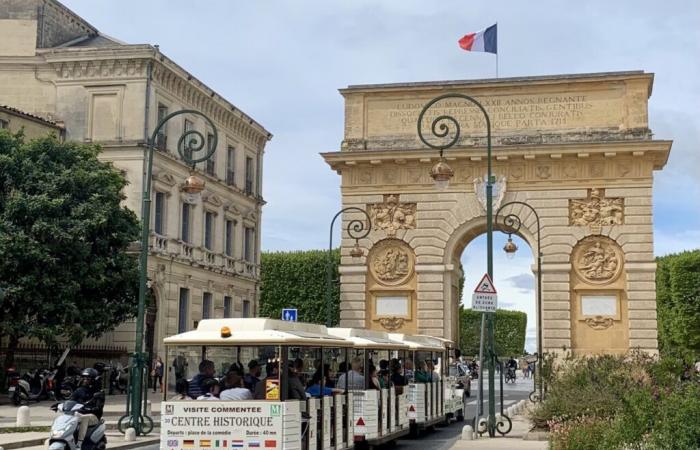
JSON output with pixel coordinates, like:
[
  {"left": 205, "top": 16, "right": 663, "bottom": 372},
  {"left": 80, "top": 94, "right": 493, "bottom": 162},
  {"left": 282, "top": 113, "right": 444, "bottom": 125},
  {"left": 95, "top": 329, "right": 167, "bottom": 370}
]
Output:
[{"left": 282, "top": 308, "right": 298, "bottom": 322}]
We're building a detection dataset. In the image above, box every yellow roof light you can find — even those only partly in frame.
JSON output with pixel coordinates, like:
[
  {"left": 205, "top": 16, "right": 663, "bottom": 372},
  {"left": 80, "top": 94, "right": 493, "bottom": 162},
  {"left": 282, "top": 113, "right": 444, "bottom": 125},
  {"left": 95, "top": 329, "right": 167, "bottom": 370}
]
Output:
[{"left": 220, "top": 326, "right": 232, "bottom": 338}]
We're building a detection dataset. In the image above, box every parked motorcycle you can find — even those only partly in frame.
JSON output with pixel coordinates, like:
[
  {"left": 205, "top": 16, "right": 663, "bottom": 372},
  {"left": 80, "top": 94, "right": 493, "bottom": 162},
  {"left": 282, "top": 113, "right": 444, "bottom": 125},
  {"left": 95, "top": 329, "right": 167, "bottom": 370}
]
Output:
[
  {"left": 107, "top": 362, "right": 128, "bottom": 395},
  {"left": 6, "top": 367, "right": 22, "bottom": 404},
  {"left": 48, "top": 400, "right": 107, "bottom": 450},
  {"left": 11, "top": 368, "right": 55, "bottom": 405}
]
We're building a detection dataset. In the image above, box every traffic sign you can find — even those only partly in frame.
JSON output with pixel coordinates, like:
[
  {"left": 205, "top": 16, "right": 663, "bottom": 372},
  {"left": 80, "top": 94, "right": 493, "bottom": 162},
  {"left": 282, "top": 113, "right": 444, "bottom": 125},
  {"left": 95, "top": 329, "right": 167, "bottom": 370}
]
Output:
[
  {"left": 281, "top": 308, "right": 298, "bottom": 322},
  {"left": 472, "top": 273, "right": 497, "bottom": 312}
]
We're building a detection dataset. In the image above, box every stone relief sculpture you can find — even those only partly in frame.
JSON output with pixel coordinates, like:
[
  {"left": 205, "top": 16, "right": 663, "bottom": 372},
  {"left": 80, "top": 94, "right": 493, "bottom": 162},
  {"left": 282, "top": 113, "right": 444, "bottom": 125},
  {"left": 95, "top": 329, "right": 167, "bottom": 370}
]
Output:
[
  {"left": 368, "top": 194, "right": 416, "bottom": 236},
  {"left": 474, "top": 175, "right": 507, "bottom": 212},
  {"left": 573, "top": 237, "right": 622, "bottom": 284},
  {"left": 570, "top": 188, "right": 624, "bottom": 227},
  {"left": 378, "top": 317, "right": 405, "bottom": 331},
  {"left": 584, "top": 316, "right": 614, "bottom": 330},
  {"left": 369, "top": 239, "right": 414, "bottom": 286}
]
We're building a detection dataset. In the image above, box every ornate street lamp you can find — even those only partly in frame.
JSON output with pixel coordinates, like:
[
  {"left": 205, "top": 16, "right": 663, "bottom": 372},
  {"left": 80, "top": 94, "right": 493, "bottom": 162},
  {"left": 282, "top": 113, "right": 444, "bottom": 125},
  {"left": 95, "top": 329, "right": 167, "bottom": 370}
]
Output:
[
  {"left": 417, "top": 94, "right": 502, "bottom": 437},
  {"left": 121, "top": 110, "right": 217, "bottom": 435},
  {"left": 326, "top": 207, "right": 371, "bottom": 327},
  {"left": 495, "top": 201, "right": 544, "bottom": 404}
]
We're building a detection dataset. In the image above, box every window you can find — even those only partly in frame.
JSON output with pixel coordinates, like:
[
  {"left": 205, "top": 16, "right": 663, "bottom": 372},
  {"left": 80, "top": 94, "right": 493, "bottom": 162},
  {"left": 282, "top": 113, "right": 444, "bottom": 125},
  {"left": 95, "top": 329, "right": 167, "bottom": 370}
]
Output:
[
  {"left": 242, "top": 299, "right": 251, "bottom": 318},
  {"left": 245, "top": 156, "right": 254, "bottom": 195},
  {"left": 206, "top": 133, "right": 216, "bottom": 176},
  {"left": 204, "top": 211, "right": 215, "bottom": 250},
  {"left": 183, "top": 119, "right": 194, "bottom": 161},
  {"left": 224, "top": 296, "right": 232, "bottom": 318},
  {"left": 154, "top": 192, "right": 165, "bottom": 235},
  {"left": 181, "top": 203, "right": 191, "bottom": 243},
  {"left": 225, "top": 219, "right": 235, "bottom": 257},
  {"left": 156, "top": 104, "right": 168, "bottom": 151},
  {"left": 178, "top": 288, "right": 189, "bottom": 333},
  {"left": 0, "top": 119, "right": 8, "bottom": 129},
  {"left": 202, "top": 292, "right": 212, "bottom": 320},
  {"left": 226, "top": 146, "right": 236, "bottom": 186},
  {"left": 244, "top": 226, "right": 255, "bottom": 262}
]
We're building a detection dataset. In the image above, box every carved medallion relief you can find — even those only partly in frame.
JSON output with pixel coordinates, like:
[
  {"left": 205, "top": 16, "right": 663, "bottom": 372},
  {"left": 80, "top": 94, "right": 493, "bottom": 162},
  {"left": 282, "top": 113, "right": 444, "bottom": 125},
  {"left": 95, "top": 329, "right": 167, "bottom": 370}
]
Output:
[
  {"left": 369, "top": 239, "right": 414, "bottom": 286},
  {"left": 368, "top": 194, "right": 416, "bottom": 237},
  {"left": 569, "top": 188, "right": 624, "bottom": 228},
  {"left": 572, "top": 237, "right": 623, "bottom": 284}
]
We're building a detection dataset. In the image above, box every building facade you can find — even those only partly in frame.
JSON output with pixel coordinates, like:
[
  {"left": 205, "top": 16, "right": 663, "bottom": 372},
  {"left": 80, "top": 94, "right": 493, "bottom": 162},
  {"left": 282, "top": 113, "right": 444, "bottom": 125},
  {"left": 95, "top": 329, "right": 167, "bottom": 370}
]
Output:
[
  {"left": 323, "top": 72, "right": 670, "bottom": 356},
  {"left": 0, "top": 0, "right": 271, "bottom": 361},
  {"left": 0, "top": 104, "right": 64, "bottom": 140}
]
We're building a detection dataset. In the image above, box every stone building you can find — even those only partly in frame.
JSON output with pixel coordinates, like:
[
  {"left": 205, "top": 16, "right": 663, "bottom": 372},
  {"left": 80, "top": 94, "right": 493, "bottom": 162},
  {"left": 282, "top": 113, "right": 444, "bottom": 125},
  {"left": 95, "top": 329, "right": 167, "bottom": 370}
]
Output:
[
  {"left": 0, "top": 0, "right": 271, "bottom": 361},
  {"left": 0, "top": 104, "right": 64, "bottom": 140},
  {"left": 323, "top": 72, "right": 671, "bottom": 356}
]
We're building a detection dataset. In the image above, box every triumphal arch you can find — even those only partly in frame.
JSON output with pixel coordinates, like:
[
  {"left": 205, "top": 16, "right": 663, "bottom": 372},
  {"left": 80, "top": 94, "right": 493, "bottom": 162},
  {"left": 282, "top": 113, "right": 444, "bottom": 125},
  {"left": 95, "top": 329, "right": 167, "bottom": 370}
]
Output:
[{"left": 322, "top": 71, "right": 671, "bottom": 355}]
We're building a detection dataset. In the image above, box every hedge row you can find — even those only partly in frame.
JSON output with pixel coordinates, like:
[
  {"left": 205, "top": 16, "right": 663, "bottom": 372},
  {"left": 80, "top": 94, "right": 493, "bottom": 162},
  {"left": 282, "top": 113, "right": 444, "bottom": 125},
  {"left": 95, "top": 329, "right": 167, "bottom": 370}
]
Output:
[
  {"left": 260, "top": 249, "right": 340, "bottom": 325},
  {"left": 657, "top": 249, "right": 700, "bottom": 358},
  {"left": 459, "top": 308, "right": 527, "bottom": 357}
]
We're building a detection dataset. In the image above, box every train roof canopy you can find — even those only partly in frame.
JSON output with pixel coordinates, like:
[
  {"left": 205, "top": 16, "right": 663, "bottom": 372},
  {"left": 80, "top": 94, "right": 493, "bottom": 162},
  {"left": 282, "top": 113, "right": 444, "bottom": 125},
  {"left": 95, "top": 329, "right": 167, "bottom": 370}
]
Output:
[
  {"left": 328, "top": 328, "right": 409, "bottom": 350},
  {"left": 163, "top": 318, "right": 351, "bottom": 347}
]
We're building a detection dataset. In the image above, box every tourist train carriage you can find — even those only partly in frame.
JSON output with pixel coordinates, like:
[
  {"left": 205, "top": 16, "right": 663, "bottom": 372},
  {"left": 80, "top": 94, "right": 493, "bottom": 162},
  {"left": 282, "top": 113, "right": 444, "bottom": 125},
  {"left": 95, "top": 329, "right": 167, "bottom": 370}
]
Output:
[
  {"left": 427, "top": 336, "right": 467, "bottom": 422},
  {"left": 161, "top": 318, "right": 354, "bottom": 450},
  {"left": 388, "top": 333, "right": 446, "bottom": 433},
  {"left": 326, "top": 328, "right": 411, "bottom": 445}
]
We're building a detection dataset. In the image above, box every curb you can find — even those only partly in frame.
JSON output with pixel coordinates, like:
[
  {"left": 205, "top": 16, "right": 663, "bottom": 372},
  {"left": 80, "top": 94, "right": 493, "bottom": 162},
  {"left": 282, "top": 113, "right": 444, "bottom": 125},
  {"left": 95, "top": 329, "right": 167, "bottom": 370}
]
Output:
[{"left": 0, "top": 431, "right": 160, "bottom": 450}]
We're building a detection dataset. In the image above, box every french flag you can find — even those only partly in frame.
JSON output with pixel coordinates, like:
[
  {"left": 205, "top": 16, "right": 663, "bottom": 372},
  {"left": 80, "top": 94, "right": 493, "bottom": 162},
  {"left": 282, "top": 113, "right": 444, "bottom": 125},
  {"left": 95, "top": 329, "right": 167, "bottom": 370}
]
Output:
[{"left": 458, "top": 24, "right": 497, "bottom": 54}]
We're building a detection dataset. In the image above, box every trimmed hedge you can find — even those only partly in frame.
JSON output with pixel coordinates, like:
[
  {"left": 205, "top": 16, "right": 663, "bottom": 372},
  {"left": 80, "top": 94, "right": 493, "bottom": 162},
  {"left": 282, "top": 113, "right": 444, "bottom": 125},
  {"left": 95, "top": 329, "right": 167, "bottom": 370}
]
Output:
[
  {"left": 260, "top": 249, "right": 340, "bottom": 325},
  {"left": 656, "top": 249, "right": 700, "bottom": 358},
  {"left": 459, "top": 308, "right": 527, "bottom": 356}
]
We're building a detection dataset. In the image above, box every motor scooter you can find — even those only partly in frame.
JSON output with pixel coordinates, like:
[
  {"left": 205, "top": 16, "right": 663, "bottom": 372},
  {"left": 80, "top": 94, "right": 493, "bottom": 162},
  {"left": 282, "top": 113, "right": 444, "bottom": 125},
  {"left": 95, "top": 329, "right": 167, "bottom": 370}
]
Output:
[
  {"left": 12, "top": 368, "right": 54, "bottom": 405},
  {"left": 48, "top": 400, "right": 107, "bottom": 450},
  {"left": 107, "top": 362, "right": 128, "bottom": 395},
  {"left": 6, "top": 367, "right": 22, "bottom": 405}
]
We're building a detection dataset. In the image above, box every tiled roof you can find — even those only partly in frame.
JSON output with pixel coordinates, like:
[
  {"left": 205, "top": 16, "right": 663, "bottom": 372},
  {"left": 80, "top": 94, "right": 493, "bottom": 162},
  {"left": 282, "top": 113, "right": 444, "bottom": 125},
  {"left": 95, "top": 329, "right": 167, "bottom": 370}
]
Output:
[{"left": 0, "top": 105, "right": 63, "bottom": 128}]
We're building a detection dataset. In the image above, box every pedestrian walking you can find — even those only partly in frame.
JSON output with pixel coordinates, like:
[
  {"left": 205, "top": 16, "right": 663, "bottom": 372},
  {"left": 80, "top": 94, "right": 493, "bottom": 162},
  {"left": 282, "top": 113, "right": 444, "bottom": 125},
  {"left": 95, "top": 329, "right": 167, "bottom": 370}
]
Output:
[{"left": 152, "top": 356, "right": 164, "bottom": 393}]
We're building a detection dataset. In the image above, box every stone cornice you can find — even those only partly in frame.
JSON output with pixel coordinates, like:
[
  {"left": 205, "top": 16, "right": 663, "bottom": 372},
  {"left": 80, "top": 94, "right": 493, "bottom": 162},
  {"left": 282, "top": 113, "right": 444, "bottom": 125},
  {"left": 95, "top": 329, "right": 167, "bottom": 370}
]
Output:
[
  {"left": 322, "top": 140, "right": 672, "bottom": 172},
  {"left": 40, "top": 45, "right": 272, "bottom": 150}
]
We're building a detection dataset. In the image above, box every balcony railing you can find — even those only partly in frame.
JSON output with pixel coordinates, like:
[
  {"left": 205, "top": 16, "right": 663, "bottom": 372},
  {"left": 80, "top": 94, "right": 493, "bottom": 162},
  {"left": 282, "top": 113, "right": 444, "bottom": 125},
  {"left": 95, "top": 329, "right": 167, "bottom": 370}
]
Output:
[
  {"left": 226, "top": 171, "right": 235, "bottom": 186},
  {"left": 180, "top": 242, "right": 194, "bottom": 259},
  {"left": 155, "top": 133, "right": 167, "bottom": 152}
]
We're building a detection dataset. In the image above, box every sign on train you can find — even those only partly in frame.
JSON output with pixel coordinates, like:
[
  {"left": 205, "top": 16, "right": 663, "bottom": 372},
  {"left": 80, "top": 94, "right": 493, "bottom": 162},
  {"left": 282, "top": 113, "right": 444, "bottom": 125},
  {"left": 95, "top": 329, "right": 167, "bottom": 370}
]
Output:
[
  {"left": 471, "top": 273, "right": 497, "bottom": 312},
  {"left": 161, "top": 401, "right": 283, "bottom": 450},
  {"left": 281, "top": 308, "right": 297, "bottom": 322}
]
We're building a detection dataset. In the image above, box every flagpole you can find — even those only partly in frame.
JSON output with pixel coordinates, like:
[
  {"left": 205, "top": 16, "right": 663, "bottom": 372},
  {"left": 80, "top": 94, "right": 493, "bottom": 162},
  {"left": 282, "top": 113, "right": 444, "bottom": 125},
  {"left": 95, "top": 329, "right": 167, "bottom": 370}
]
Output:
[{"left": 495, "top": 21, "right": 499, "bottom": 78}]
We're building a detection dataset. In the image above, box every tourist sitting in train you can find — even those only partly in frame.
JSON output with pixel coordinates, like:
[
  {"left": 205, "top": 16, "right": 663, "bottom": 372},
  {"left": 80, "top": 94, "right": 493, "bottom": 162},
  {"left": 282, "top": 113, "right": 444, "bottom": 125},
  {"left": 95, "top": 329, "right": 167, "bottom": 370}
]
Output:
[
  {"left": 378, "top": 360, "right": 390, "bottom": 389},
  {"left": 306, "top": 364, "right": 343, "bottom": 398},
  {"left": 404, "top": 359, "right": 414, "bottom": 380},
  {"left": 389, "top": 359, "right": 406, "bottom": 394},
  {"left": 244, "top": 360, "right": 262, "bottom": 392},
  {"left": 368, "top": 365, "right": 381, "bottom": 390},
  {"left": 254, "top": 362, "right": 279, "bottom": 400},
  {"left": 336, "top": 356, "right": 365, "bottom": 390},
  {"left": 228, "top": 361, "right": 245, "bottom": 376},
  {"left": 196, "top": 377, "right": 221, "bottom": 400},
  {"left": 220, "top": 372, "right": 253, "bottom": 400},
  {"left": 427, "top": 360, "right": 440, "bottom": 381},
  {"left": 170, "top": 378, "right": 192, "bottom": 400},
  {"left": 310, "top": 363, "right": 335, "bottom": 388},
  {"left": 414, "top": 360, "right": 431, "bottom": 383},
  {"left": 287, "top": 364, "right": 307, "bottom": 400},
  {"left": 187, "top": 359, "right": 216, "bottom": 398}
]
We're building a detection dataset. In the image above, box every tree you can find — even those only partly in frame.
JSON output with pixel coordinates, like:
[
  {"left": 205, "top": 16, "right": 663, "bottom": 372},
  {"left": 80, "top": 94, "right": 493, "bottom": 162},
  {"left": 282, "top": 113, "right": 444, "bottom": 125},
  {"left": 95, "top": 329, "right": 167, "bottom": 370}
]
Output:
[
  {"left": 260, "top": 249, "right": 339, "bottom": 325},
  {"left": 657, "top": 249, "right": 700, "bottom": 358},
  {"left": 0, "top": 131, "right": 140, "bottom": 372},
  {"left": 459, "top": 308, "right": 527, "bottom": 357}
]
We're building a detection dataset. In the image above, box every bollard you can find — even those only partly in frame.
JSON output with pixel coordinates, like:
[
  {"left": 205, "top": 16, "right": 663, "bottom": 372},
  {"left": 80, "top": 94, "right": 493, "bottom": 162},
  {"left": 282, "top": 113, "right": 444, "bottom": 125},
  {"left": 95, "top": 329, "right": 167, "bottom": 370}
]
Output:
[
  {"left": 461, "top": 425, "right": 474, "bottom": 440},
  {"left": 16, "top": 405, "right": 30, "bottom": 427},
  {"left": 146, "top": 400, "right": 152, "bottom": 416},
  {"left": 124, "top": 427, "right": 136, "bottom": 442}
]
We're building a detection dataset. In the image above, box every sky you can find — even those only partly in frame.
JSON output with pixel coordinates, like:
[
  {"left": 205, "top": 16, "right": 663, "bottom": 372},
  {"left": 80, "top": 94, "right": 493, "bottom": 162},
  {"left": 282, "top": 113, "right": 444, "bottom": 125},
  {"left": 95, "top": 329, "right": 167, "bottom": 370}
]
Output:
[{"left": 61, "top": 0, "right": 700, "bottom": 351}]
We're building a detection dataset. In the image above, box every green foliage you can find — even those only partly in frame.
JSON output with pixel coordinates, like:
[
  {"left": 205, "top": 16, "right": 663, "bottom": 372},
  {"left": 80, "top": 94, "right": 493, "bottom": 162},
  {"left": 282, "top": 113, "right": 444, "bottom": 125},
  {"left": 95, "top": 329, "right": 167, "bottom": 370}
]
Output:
[
  {"left": 656, "top": 250, "right": 700, "bottom": 358},
  {"left": 0, "top": 132, "right": 140, "bottom": 354},
  {"left": 260, "top": 249, "right": 339, "bottom": 325},
  {"left": 459, "top": 308, "right": 527, "bottom": 356},
  {"left": 533, "top": 353, "right": 700, "bottom": 450},
  {"left": 0, "top": 426, "right": 51, "bottom": 433}
]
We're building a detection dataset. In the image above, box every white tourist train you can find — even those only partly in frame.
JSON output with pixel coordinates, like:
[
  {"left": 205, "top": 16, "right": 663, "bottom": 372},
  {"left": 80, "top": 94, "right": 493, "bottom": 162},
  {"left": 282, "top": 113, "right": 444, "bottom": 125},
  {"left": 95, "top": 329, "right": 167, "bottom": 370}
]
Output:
[{"left": 160, "top": 318, "right": 467, "bottom": 450}]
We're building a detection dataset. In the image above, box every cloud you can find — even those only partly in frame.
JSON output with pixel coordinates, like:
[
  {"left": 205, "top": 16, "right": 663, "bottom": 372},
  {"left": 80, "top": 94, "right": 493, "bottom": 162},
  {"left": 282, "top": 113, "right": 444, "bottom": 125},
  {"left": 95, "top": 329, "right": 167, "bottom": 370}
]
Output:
[{"left": 505, "top": 273, "right": 535, "bottom": 294}]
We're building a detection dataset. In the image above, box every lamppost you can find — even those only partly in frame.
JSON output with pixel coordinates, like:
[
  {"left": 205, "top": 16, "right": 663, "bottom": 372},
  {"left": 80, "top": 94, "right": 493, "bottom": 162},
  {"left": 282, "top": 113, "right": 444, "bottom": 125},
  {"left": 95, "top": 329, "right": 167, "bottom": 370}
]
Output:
[
  {"left": 417, "top": 93, "right": 498, "bottom": 437},
  {"left": 326, "top": 207, "right": 372, "bottom": 327},
  {"left": 125, "top": 109, "right": 217, "bottom": 435},
  {"left": 496, "top": 201, "right": 544, "bottom": 403}
]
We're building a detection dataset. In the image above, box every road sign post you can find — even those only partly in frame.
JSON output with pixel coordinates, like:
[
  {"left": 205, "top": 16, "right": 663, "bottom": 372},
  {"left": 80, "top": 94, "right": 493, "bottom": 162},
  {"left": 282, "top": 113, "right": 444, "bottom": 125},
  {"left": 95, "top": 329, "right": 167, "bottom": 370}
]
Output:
[
  {"left": 281, "top": 308, "right": 298, "bottom": 322},
  {"left": 472, "top": 273, "right": 498, "bottom": 312}
]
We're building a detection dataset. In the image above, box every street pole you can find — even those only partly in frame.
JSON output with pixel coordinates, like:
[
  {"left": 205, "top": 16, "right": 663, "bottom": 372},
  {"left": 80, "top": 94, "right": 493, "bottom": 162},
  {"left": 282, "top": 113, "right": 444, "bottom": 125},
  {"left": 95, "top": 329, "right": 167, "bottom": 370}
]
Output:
[
  {"left": 326, "top": 207, "right": 371, "bottom": 327},
  {"left": 417, "top": 93, "right": 496, "bottom": 436},
  {"left": 125, "top": 110, "right": 217, "bottom": 435},
  {"left": 495, "top": 201, "right": 544, "bottom": 403}
]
